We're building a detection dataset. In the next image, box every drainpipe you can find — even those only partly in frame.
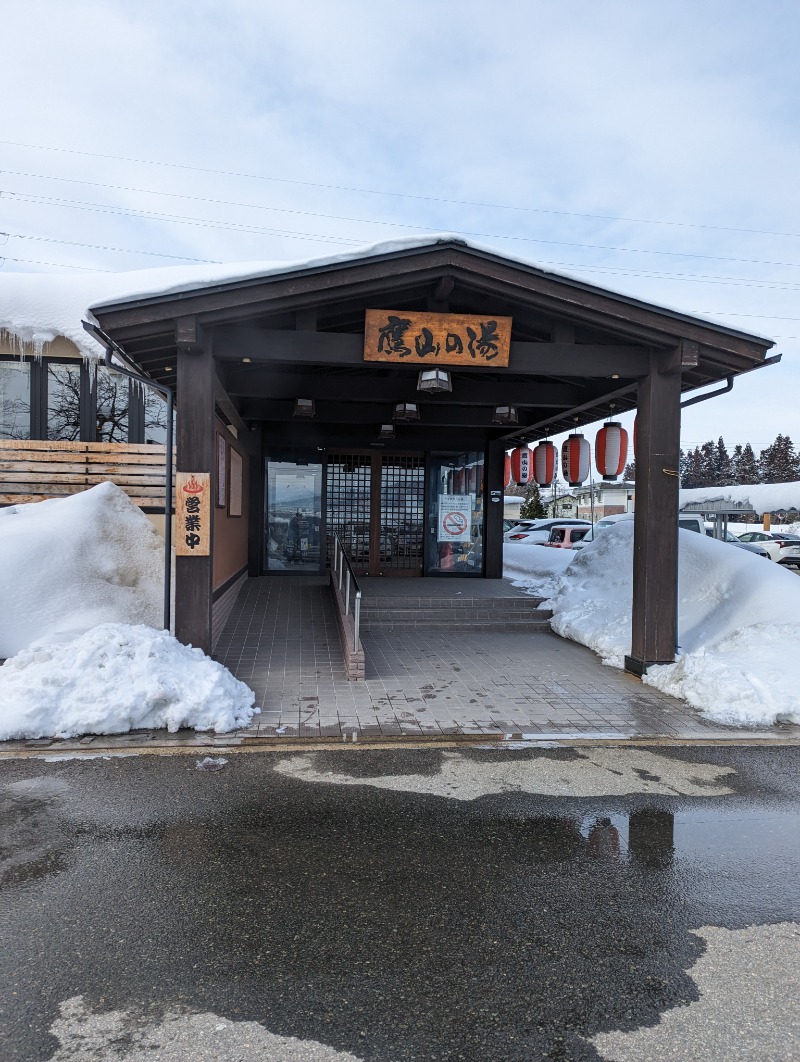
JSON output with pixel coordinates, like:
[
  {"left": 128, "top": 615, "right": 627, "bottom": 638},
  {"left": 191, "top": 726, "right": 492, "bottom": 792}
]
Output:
[{"left": 82, "top": 320, "right": 174, "bottom": 632}]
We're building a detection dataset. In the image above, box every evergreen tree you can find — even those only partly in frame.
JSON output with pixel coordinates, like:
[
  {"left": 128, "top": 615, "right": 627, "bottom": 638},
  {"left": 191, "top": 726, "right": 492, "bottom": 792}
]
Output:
[
  {"left": 713, "top": 437, "right": 733, "bottom": 485},
  {"left": 759, "top": 434, "right": 799, "bottom": 483},
  {"left": 735, "top": 443, "right": 759, "bottom": 484},
  {"left": 730, "top": 444, "right": 742, "bottom": 483},
  {"left": 519, "top": 481, "right": 547, "bottom": 519},
  {"left": 680, "top": 447, "right": 704, "bottom": 488},
  {"left": 622, "top": 461, "right": 635, "bottom": 481},
  {"left": 699, "top": 440, "right": 716, "bottom": 485}
]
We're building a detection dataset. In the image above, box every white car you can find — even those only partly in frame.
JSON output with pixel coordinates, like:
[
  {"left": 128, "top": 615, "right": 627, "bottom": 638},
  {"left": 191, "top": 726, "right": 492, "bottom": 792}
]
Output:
[
  {"left": 737, "top": 530, "right": 800, "bottom": 567},
  {"left": 504, "top": 518, "right": 592, "bottom": 545}
]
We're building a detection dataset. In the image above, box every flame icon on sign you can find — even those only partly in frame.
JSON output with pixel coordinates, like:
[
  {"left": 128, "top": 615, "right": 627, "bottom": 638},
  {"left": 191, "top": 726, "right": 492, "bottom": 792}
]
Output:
[{"left": 183, "top": 474, "right": 204, "bottom": 494}]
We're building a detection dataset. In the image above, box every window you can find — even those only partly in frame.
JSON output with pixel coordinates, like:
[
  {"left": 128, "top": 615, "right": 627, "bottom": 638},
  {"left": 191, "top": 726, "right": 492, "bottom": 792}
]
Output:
[
  {"left": 0, "top": 355, "right": 166, "bottom": 443},
  {"left": 94, "top": 366, "right": 129, "bottom": 442},
  {"left": 0, "top": 360, "right": 31, "bottom": 439},
  {"left": 47, "top": 362, "right": 83, "bottom": 440}
]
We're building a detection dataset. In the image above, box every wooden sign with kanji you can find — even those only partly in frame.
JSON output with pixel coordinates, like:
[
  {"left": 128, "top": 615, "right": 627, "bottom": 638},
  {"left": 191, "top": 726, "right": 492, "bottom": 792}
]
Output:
[
  {"left": 364, "top": 310, "right": 512, "bottom": 367},
  {"left": 176, "top": 472, "right": 211, "bottom": 556}
]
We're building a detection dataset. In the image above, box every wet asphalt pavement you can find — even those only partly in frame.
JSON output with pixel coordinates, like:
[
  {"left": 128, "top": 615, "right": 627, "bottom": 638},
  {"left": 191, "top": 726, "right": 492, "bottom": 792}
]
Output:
[{"left": 2, "top": 745, "right": 800, "bottom": 1061}]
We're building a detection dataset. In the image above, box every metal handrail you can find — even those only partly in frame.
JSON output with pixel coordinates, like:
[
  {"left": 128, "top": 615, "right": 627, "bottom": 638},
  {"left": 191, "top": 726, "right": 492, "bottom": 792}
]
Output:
[{"left": 331, "top": 531, "right": 362, "bottom": 652}]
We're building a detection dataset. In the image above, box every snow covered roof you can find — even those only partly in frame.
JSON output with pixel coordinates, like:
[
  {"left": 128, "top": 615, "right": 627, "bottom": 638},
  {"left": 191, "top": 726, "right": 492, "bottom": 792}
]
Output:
[
  {"left": 0, "top": 234, "right": 775, "bottom": 362},
  {"left": 680, "top": 481, "right": 800, "bottom": 515}
]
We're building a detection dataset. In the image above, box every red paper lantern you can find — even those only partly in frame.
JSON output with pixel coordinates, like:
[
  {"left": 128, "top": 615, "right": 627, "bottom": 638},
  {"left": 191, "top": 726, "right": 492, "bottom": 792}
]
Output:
[
  {"left": 510, "top": 446, "right": 532, "bottom": 486},
  {"left": 632, "top": 414, "right": 637, "bottom": 458},
  {"left": 561, "top": 433, "right": 590, "bottom": 487},
  {"left": 532, "top": 441, "right": 557, "bottom": 486},
  {"left": 595, "top": 422, "right": 628, "bottom": 480},
  {"left": 504, "top": 454, "right": 512, "bottom": 488}
]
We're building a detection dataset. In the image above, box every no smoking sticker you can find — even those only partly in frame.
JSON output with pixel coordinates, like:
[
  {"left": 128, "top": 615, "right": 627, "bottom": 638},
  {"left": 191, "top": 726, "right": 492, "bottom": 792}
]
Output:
[
  {"left": 437, "top": 494, "right": 472, "bottom": 543},
  {"left": 442, "top": 511, "right": 468, "bottom": 536}
]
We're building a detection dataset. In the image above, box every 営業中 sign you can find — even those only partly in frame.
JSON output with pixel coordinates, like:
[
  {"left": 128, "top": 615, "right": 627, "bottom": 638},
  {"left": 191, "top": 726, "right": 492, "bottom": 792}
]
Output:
[{"left": 176, "top": 472, "right": 211, "bottom": 556}]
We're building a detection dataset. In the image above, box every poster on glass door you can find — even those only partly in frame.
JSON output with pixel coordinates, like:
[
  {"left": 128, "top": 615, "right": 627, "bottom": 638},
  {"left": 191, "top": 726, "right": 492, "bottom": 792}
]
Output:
[{"left": 437, "top": 494, "right": 473, "bottom": 543}]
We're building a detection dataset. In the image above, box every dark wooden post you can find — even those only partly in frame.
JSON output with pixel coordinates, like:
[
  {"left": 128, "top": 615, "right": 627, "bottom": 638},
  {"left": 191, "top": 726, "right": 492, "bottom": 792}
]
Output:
[
  {"left": 484, "top": 440, "right": 505, "bottom": 578},
  {"left": 175, "top": 317, "right": 215, "bottom": 653},
  {"left": 625, "top": 352, "right": 683, "bottom": 674}
]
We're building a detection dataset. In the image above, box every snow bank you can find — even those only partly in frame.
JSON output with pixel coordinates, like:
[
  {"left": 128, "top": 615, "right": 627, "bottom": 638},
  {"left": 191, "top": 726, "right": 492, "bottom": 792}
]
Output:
[
  {"left": 0, "top": 482, "right": 162, "bottom": 658},
  {"left": 504, "top": 526, "right": 800, "bottom": 727},
  {"left": 0, "top": 624, "right": 257, "bottom": 740},
  {"left": 502, "top": 543, "right": 575, "bottom": 598}
]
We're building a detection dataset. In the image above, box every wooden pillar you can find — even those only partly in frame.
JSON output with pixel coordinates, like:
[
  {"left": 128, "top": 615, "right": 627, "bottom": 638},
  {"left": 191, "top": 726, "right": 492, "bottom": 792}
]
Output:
[
  {"left": 625, "top": 354, "right": 683, "bottom": 674},
  {"left": 484, "top": 440, "right": 505, "bottom": 578},
  {"left": 175, "top": 317, "right": 215, "bottom": 653}
]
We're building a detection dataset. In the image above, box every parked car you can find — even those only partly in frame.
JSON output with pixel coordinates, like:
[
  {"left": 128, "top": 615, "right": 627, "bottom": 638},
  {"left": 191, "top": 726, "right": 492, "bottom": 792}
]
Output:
[
  {"left": 544, "top": 525, "right": 593, "bottom": 549},
  {"left": 705, "top": 527, "right": 771, "bottom": 559},
  {"left": 594, "top": 513, "right": 706, "bottom": 534},
  {"left": 504, "top": 518, "right": 591, "bottom": 545},
  {"left": 737, "top": 530, "right": 800, "bottom": 566}
]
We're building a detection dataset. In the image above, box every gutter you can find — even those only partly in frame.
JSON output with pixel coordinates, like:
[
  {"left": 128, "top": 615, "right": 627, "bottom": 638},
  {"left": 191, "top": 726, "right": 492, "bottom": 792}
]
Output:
[{"left": 680, "top": 352, "right": 782, "bottom": 409}]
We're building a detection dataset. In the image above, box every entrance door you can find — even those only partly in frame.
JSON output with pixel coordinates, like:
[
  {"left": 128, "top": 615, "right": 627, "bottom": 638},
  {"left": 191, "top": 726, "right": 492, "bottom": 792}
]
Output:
[
  {"left": 327, "top": 452, "right": 424, "bottom": 575},
  {"left": 264, "top": 460, "right": 323, "bottom": 572},
  {"left": 425, "top": 452, "right": 485, "bottom": 575}
]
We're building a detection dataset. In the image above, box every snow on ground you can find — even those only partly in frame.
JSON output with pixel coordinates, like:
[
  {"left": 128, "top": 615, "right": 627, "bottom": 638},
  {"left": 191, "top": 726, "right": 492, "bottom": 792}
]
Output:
[
  {"left": 503, "top": 544, "right": 573, "bottom": 598},
  {"left": 0, "top": 482, "right": 258, "bottom": 740},
  {"left": 0, "top": 623, "right": 257, "bottom": 741},
  {"left": 0, "top": 482, "right": 162, "bottom": 659},
  {"left": 504, "top": 526, "right": 800, "bottom": 727}
]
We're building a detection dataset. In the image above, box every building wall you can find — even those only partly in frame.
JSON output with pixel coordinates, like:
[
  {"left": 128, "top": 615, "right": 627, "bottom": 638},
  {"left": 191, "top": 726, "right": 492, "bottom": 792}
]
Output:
[{"left": 212, "top": 419, "right": 249, "bottom": 591}]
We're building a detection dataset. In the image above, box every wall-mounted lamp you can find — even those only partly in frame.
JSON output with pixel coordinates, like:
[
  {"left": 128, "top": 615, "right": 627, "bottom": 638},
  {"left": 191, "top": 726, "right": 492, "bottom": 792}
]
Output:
[
  {"left": 379, "top": 423, "right": 395, "bottom": 439},
  {"left": 393, "top": 402, "right": 419, "bottom": 421},
  {"left": 492, "top": 405, "right": 518, "bottom": 424},
  {"left": 293, "top": 398, "right": 315, "bottom": 418},
  {"left": 417, "top": 369, "right": 452, "bottom": 393}
]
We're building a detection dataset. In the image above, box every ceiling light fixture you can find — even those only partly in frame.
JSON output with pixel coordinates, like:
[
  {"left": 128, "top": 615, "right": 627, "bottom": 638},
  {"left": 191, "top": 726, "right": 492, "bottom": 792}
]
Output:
[
  {"left": 417, "top": 369, "right": 452, "bottom": 393},
  {"left": 379, "top": 423, "right": 395, "bottom": 439},
  {"left": 393, "top": 402, "right": 419, "bottom": 421},
  {"left": 492, "top": 405, "right": 518, "bottom": 424},
  {"left": 293, "top": 398, "right": 315, "bottom": 418}
]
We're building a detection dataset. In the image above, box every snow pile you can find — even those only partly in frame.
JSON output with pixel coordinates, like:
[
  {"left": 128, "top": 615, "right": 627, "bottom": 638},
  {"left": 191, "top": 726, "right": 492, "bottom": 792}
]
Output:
[
  {"left": 680, "top": 481, "right": 800, "bottom": 516},
  {"left": 0, "top": 624, "right": 257, "bottom": 740},
  {"left": 502, "top": 543, "right": 575, "bottom": 599},
  {"left": 504, "top": 526, "right": 800, "bottom": 727},
  {"left": 0, "top": 482, "right": 162, "bottom": 658}
]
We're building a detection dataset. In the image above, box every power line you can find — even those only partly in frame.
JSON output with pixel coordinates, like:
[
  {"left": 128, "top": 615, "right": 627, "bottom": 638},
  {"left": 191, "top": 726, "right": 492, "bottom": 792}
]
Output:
[
  {"left": 0, "top": 231, "right": 220, "bottom": 263},
  {"left": 0, "top": 255, "right": 110, "bottom": 272},
  {"left": 3, "top": 137, "right": 800, "bottom": 241},
  {"left": 5, "top": 184, "right": 800, "bottom": 272},
  {"left": 1, "top": 191, "right": 359, "bottom": 247}
]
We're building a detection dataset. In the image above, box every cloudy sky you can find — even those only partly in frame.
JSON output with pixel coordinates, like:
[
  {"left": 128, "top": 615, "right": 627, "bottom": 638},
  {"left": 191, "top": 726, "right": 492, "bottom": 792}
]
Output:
[{"left": 3, "top": 0, "right": 800, "bottom": 454}]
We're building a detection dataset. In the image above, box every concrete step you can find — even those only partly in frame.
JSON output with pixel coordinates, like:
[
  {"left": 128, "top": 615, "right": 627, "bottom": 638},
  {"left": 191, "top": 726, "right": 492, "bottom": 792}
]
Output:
[
  {"left": 360, "top": 596, "right": 547, "bottom": 612},
  {"left": 360, "top": 618, "right": 553, "bottom": 632},
  {"left": 360, "top": 606, "right": 552, "bottom": 622}
]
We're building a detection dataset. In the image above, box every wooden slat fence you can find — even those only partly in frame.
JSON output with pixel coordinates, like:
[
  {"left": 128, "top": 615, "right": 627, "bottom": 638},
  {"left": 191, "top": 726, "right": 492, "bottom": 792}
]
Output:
[{"left": 0, "top": 440, "right": 173, "bottom": 510}]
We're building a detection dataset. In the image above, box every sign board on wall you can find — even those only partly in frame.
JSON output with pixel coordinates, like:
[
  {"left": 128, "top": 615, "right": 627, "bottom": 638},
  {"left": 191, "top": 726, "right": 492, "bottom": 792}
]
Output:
[
  {"left": 176, "top": 472, "right": 211, "bottom": 556},
  {"left": 437, "top": 494, "right": 473, "bottom": 543},
  {"left": 364, "top": 310, "right": 512, "bottom": 367}
]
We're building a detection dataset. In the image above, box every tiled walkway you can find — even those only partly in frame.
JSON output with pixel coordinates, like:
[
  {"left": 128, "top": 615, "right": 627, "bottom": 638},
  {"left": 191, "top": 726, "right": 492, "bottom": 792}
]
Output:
[{"left": 214, "top": 576, "right": 799, "bottom": 742}]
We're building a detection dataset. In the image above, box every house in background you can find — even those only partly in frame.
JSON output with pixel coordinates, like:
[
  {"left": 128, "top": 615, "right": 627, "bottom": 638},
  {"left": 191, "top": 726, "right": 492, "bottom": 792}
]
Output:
[{"left": 573, "top": 480, "right": 635, "bottom": 520}]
